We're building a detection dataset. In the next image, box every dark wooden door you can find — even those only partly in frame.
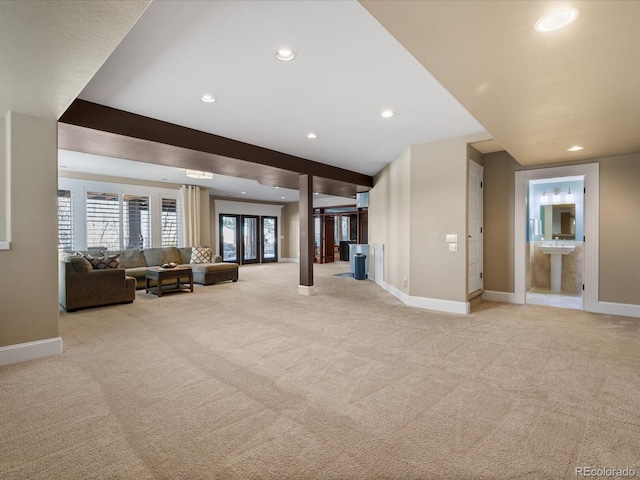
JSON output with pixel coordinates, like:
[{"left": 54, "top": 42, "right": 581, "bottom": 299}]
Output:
[{"left": 324, "top": 216, "right": 335, "bottom": 263}]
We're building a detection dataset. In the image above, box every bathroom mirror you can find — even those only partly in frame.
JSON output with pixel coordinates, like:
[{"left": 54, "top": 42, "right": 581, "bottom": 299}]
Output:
[{"left": 540, "top": 204, "right": 576, "bottom": 240}]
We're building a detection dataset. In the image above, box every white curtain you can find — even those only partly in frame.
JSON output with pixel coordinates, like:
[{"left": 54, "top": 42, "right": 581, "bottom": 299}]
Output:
[{"left": 180, "top": 185, "right": 200, "bottom": 247}]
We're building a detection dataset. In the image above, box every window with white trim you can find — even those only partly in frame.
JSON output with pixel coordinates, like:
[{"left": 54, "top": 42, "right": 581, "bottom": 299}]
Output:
[{"left": 58, "top": 177, "right": 183, "bottom": 251}]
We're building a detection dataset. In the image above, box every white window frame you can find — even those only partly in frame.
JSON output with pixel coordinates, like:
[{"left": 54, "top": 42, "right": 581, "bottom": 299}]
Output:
[{"left": 58, "top": 177, "right": 181, "bottom": 251}]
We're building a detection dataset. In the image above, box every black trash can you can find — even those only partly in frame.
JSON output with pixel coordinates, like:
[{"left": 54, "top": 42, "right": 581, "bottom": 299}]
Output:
[
  {"left": 339, "top": 241, "right": 354, "bottom": 261},
  {"left": 354, "top": 253, "right": 366, "bottom": 280}
]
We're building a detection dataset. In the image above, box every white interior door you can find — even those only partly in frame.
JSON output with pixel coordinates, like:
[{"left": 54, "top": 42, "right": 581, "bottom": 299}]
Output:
[{"left": 468, "top": 161, "right": 484, "bottom": 295}]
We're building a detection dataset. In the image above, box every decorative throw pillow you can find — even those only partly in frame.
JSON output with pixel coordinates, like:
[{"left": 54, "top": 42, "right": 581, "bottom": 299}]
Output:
[
  {"left": 70, "top": 256, "right": 93, "bottom": 273},
  {"left": 190, "top": 246, "right": 212, "bottom": 264},
  {"left": 83, "top": 253, "right": 121, "bottom": 269}
]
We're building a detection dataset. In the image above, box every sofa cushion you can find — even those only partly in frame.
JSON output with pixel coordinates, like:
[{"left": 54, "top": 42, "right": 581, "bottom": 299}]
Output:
[
  {"left": 68, "top": 255, "right": 93, "bottom": 273},
  {"left": 118, "top": 249, "right": 146, "bottom": 269},
  {"left": 143, "top": 247, "right": 180, "bottom": 266},
  {"left": 190, "top": 246, "right": 212, "bottom": 264},
  {"left": 190, "top": 263, "right": 238, "bottom": 273},
  {"left": 83, "top": 253, "right": 121, "bottom": 269},
  {"left": 178, "top": 247, "right": 192, "bottom": 265}
]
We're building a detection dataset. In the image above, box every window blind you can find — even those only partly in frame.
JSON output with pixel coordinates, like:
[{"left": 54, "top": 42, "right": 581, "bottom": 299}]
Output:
[
  {"left": 161, "top": 197, "right": 179, "bottom": 247},
  {"left": 57, "top": 189, "right": 72, "bottom": 249},
  {"left": 86, "top": 192, "right": 120, "bottom": 251},
  {"left": 123, "top": 194, "right": 150, "bottom": 249}
]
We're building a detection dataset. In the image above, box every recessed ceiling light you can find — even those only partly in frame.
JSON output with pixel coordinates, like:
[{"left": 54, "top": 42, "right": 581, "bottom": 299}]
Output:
[
  {"left": 186, "top": 169, "right": 213, "bottom": 179},
  {"left": 314, "top": 192, "right": 319, "bottom": 195},
  {"left": 535, "top": 8, "right": 579, "bottom": 32},
  {"left": 274, "top": 186, "right": 280, "bottom": 189},
  {"left": 567, "top": 145, "right": 584, "bottom": 152},
  {"left": 200, "top": 95, "right": 216, "bottom": 103},
  {"left": 275, "top": 48, "right": 295, "bottom": 62},
  {"left": 306, "top": 133, "right": 318, "bottom": 139},
  {"left": 380, "top": 110, "right": 395, "bottom": 118},
  {"left": 281, "top": 196, "right": 286, "bottom": 199},
  {"left": 241, "top": 191, "right": 246, "bottom": 195}
]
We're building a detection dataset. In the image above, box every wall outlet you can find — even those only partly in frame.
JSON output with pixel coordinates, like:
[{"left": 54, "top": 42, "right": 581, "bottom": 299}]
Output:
[
  {"left": 446, "top": 234, "right": 457, "bottom": 243},
  {"left": 448, "top": 243, "right": 458, "bottom": 252},
  {"left": 402, "top": 278, "right": 408, "bottom": 287}
]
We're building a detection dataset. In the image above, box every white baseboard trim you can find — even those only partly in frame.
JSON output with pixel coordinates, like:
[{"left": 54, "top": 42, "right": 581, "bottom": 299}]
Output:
[
  {"left": 482, "top": 290, "right": 521, "bottom": 304},
  {"left": 383, "top": 281, "right": 470, "bottom": 314},
  {"left": 281, "top": 258, "right": 299, "bottom": 263},
  {"left": 408, "top": 295, "right": 470, "bottom": 314},
  {"left": 0, "top": 337, "right": 63, "bottom": 366},
  {"left": 597, "top": 301, "right": 640, "bottom": 318},
  {"left": 482, "top": 291, "right": 640, "bottom": 319},
  {"left": 298, "top": 285, "right": 315, "bottom": 296},
  {"left": 384, "top": 281, "right": 410, "bottom": 304}
]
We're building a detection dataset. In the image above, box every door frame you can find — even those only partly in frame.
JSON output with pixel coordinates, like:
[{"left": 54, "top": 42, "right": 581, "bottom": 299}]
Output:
[
  {"left": 468, "top": 160, "right": 484, "bottom": 296},
  {"left": 514, "top": 163, "right": 599, "bottom": 312}
]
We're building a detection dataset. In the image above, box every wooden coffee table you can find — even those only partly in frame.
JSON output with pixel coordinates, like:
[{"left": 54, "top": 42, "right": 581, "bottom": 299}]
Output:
[{"left": 145, "top": 266, "right": 193, "bottom": 297}]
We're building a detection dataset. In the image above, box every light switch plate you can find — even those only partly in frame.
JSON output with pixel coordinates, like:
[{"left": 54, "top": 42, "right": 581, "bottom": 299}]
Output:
[
  {"left": 446, "top": 234, "right": 457, "bottom": 243},
  {"left": 448, "top": 243, "right": 458, "bottom": 252}
]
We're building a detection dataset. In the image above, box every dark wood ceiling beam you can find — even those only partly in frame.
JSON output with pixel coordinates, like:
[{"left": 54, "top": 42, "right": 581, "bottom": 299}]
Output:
[{"left": 59, "top": 99, "right": 373, "bottom": 189}]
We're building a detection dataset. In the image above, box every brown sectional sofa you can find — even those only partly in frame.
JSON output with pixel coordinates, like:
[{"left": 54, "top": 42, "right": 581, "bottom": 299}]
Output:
[
  {"left": 59, "top": 254, "right": 136, "bottom": 312},
  {"left": 59, "top": 247, "right": 239, "bottom": 311},
  {"left": 114, "top": 247, "right": 238, "bottom": 289}
]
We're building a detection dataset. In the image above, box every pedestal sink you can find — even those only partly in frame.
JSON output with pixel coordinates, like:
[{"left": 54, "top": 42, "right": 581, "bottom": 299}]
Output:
[{"left": 540, "top": 244, "right": 576, "bottom": 291}]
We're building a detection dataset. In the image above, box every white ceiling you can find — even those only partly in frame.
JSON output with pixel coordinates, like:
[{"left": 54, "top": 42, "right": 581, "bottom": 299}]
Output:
[
  {"left": 77, "top": 0, "right": 486, "bottom": 178},
  {"left": 8, "top": 0, "right": 631, "bottom": 203},
  {"left": 362, "top": 0, "right": 640, "bottom": 166}
]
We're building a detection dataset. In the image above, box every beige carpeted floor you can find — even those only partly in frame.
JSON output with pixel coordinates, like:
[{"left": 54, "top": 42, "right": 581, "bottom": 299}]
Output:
[{"left": 1, "top": 261, "right": 639, "bottom": 479}]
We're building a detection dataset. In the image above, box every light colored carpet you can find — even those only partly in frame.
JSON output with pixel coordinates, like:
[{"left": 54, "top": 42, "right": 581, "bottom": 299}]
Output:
[{"left": 1, "top": 261, "right": 639, "bottom": 479}]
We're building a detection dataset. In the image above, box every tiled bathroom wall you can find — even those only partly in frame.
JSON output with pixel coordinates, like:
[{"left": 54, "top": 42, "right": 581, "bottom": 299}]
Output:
[{"left": 526, "top": 242, "right": 584, "bottom": 293}]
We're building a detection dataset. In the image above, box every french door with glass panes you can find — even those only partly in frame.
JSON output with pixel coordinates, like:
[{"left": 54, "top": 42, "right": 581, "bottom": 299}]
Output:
[
  {"left": 220, "top": 214, "right": 240, "bottom": 262},
  {"left": 220, "top": 214, "right": 277, "bottom": 265},
  {"left": 261, "top": 216, "right": 277, "bottom": 263},
  {"left": 242, "top": 215, "right": 260, "bottom": 264}
]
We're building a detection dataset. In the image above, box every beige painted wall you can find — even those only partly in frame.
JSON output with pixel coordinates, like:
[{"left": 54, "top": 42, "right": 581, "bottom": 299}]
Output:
[
  {"left": 483, "top": 150, "right": 640, "bottom": 306},
  {"left": 0, "top": 114, "right": 6, "bottom": 241},
  {"left": 281, "top": 202, "right": 299, "bottom": 260},
  {"left": 468, "top": 144, "right": 483, "bottom": 167},
  {"left": 482, "top": 150, "right": 519, "bottom": 293},
  {"left": 1, "top": 112, "right": 59, "bottom": 347},
  {"left": 409, "top": 138, "right": 468, "bottom": 302},
  {"left": 369, "top": 147, "right": 411, "bottom": 294},
  {"left": 599, "top": 154, "right": 640, "bottom": 304}
]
